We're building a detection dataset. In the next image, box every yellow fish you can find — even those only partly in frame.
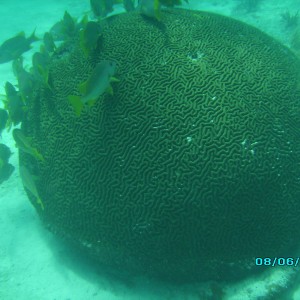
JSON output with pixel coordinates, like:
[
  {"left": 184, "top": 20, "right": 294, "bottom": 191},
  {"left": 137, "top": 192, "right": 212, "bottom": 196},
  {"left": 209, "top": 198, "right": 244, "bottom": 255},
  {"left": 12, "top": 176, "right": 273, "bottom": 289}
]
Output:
[
  {"left": 3, "top": 81, "right": 25, "bottom": 128},
  {"left": 20, "top": 166, "right": 44, "bottom": 210},
  {"left": 68, "top": 60, "right": 118, "bottom": 116},
  {"left": 139, "top": 0, "right": 161, "bottom": 21},
  {"left": 79, "top": 21, "right": 102, "bottom": 57},
  {"left": 12, "top": 129, "right": 44, "bottom": 162},
  {"left": 0, "top": 30, "right": 38, "bottom": 64}
]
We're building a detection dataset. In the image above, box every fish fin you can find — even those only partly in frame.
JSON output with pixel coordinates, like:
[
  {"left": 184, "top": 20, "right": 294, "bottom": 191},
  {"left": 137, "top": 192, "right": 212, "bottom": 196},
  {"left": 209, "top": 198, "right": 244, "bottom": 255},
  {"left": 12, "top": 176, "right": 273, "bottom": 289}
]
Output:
[
  {"left": 110, "top": 76, "right": 120, "bottom": 83},
  {"left": 17, "top": 31, "right": 25, "bottom": 37},
  {"left": 31, "top": 174, "right": 38, "bottom": 181},
  {"left": 78, "top": 81, "right": 87, "bottom": 94},
  {"left": 154, "top": 0, "right": 161, "bottom": 21},
  {"left": 37, "top": 197, "right": 45, "bottom": 210},
  {"left": 106, "top": 85, "right": 113, "bottom": 95},
  {"left": 0, "top": 94, "right": 7, "bottom": 104},
  {"left": 39, "top": 44, "right": 46, "bottom": 54},
  {"left": 5, "top": 118, "right": 12, "bottom": 132},
  {"left": 68, "top": 95, "right": 83, "bottom": 116},
  {"left": 87, "top": 99, "right": 96, "bottom": 107},
  {"left": 33, "top": 149, "right": 45, "bottom": 162},
  {"left": 24, "top": 136, "right": 33, "bottom": 144},
  {"left": 22, "top": 106, "right": 28, "bottom": 112},
  {"left": 79, "top": 30, "right": 89, "bottom": 57},
  {"left": 80, "top": 14, "right": 89, "bottom": 26},
  {"left": 28, "top": 28, "right": 39, "bottom": 43},
  {"left": 36, "top": 65, "right": 51, "bottom": 88}
]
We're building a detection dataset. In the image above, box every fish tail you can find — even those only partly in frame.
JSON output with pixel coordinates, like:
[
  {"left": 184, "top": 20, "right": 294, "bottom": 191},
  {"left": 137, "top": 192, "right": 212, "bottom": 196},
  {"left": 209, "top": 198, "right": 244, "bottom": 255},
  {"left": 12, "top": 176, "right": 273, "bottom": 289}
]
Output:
[
  {"left": 37, "top": 197, "right": 45, "bottom": 210},
  {"left": 87, "top": 99, "right": 97, "bottom": 107},
  {"left": 6, "top": 118, "right": 12, "bottom": 132},
  {"left": 79, "top": 30, "right": 89, "bottom": 58},
  {"left": 110, "top": 76, "right": 120, "bottom": 83},
  {"left": 35, "top": 150, "right": 45, "bottom": 162},
  {"left": 68, "top": 95, "right": 83, "bottom": 116},
  {"left": 106, "top": 84, "right": 113, "bottom": 96},
  {"left": 154, "top": 0, "right": 161, "bottom": 21},
  {"left": 28, "top": 28, "right": 39, "bottom": 44}
]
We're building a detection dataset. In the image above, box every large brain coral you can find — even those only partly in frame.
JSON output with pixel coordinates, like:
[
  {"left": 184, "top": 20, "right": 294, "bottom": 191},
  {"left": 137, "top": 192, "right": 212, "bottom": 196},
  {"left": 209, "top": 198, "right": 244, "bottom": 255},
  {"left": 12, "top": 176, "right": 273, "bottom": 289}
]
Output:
[{"left": 21, "top": 9, "right": 300, "bottom": 281}]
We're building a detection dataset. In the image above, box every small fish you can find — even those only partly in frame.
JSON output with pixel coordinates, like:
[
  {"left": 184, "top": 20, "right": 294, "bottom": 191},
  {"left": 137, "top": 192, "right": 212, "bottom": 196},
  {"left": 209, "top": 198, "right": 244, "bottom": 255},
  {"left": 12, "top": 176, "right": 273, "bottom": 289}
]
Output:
[
  {"left": 3, "top": 82, "right": 25, "bottom": 127},
  {"left": 12, "top": 57, "right": 35, "bottom": 103},
  {"left": 68, "top": 60, "right": 118, "bottom": 116},
  {"left": 0, "top": 30, "right": 38, "bottom": 64},
  {"left": 90, "top": 0, "right": 114, "bottom": 18},
  {"left": 31, "top": 49, "right": 51, "bottom": 89},
  {"left": 90, "top": 0, "right": 104, "bottom": 17},
  {"left": 79, "top": 21, "right": 102, "bottom": 57},
  {"left": 124, "top": 0, "right": 136, "bottom": 11},
  {"left": 20, "top": 166, "right": 45, "bottom": 210},
  {"left": 139, "top": 0, "right": 161, "bottom": 21},
  {"left": 49, "top": 21, "right": 66, "bottom": 41},
  {"left": 50, "top": 11, "right": 76, "bottom": 41},
  {"left": 0, "top": 109, "right": 8, "bottom": 136},
  {"left": 63, "top": 11, "right": 76, "bottom": 36},
  {"left": 12, "top": 128, "right": 45, "bottom": 162},
  {"left": 43, "top": 32, "right": 56, "bottom": 53}
]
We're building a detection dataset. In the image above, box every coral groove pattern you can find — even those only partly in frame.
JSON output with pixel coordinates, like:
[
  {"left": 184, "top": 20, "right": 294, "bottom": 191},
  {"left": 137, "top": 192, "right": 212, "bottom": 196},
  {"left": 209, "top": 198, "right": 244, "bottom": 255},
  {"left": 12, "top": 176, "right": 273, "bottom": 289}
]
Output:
[{"left": 21, "top": 9, "right": 300, "bottom": 281}]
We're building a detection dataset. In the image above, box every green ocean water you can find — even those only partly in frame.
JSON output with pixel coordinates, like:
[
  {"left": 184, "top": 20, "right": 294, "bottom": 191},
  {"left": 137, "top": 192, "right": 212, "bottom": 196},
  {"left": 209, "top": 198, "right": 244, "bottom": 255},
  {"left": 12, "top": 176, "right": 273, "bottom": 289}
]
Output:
[{"left": 0, "top": 1, "right": 300, "bottom": 299}]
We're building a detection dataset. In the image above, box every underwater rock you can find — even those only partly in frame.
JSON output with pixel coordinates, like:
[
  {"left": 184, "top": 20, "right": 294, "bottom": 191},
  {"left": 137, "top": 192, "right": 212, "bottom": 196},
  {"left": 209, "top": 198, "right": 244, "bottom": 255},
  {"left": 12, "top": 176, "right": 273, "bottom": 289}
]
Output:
[{"left": 20, "top": 9, "right": 300, "bottom": 282}]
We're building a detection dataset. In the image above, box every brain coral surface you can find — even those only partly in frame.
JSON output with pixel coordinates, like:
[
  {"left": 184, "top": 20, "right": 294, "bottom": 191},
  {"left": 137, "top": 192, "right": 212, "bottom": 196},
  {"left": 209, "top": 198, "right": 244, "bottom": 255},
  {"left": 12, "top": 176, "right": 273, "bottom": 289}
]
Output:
[{"left": 21, "top": 9, "right": 300, "bottom": 281}]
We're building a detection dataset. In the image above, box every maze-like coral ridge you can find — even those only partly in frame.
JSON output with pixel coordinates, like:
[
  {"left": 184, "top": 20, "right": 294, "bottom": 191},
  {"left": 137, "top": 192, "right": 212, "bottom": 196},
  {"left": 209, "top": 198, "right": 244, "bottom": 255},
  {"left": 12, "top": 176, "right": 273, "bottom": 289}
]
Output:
[{"left": 21, "top": 9, "right": 300, "bottom": 281}]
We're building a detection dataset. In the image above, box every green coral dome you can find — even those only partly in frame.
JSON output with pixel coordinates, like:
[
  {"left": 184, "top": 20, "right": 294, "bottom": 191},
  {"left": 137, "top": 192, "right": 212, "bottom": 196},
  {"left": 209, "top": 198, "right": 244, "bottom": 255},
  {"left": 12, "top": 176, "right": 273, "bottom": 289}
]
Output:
[{"left": 21, "top": 9, "right": 300, "bottom": 281}]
